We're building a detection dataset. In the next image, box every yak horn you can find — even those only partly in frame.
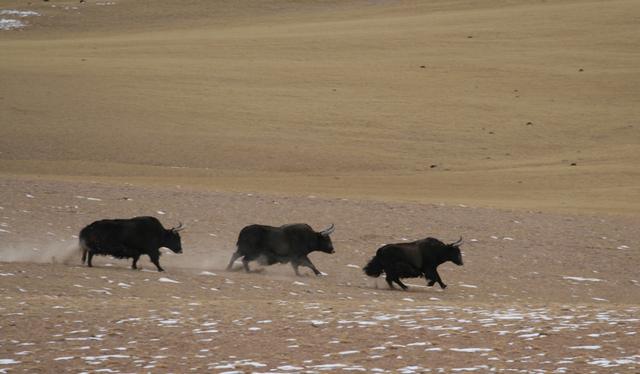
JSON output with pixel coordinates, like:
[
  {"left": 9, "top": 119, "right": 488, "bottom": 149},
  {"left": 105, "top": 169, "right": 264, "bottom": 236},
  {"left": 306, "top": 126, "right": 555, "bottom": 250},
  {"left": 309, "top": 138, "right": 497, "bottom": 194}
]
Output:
[
  {"left": 320, "top": 223, "right": 335, "bottom": 236},
  {"left": 172, "top": 222, "right": 186, "bottom": 232},
  {"left": 451, "top": 236, "right": 463, "bottom": 246}
]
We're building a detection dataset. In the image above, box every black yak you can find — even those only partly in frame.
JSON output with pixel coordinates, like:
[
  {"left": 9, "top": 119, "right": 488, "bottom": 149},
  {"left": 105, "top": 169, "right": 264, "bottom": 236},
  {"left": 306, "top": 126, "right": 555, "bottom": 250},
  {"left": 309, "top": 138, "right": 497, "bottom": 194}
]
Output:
[
  {"left": 227, "top": 223, "right": 335, "bottom": 276},
  {"left": 364, "top": 237, "right": 463, "bottom": 290},
  {"left": 79, "top": 216, "right": 184, "bottom": 272}
]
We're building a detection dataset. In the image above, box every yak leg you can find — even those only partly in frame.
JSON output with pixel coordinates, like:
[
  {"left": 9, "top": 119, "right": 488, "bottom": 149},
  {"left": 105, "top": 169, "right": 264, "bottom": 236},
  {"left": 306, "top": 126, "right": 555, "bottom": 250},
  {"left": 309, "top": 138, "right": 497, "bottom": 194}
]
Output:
[
  {"left": 298, "top": 256, "right": 322, "bottom": 276},
  {"left": 433, "top": 269, "right": 446, "bottom": 289},
  {"left": 149, "top": 253, "right": 164, "bottom": 272},
  {"left": 384, "top": 265, "right": 408, "bottom": 290},
  {"left": 242, "top": 258, "right": 251, "bottom": 273},
  {"left": 291, "top": 262, "right": 302, "bottom": 276},
  {"left": 394, "top": 278, "right": 409, "bottom": 290},
  {"left": 132, "top": 255, "right": 140, "bottom": 270},
  {"left": 385, "top": 268, "right": 409, "bottom": 290},
  {"left": 385, "top": 275, "right": 408, "bottom": 290},
  {"left": 226, "top": 251, "right": 242, "bottom": 271},
  {"left": 426, "top": 267, "right": 446, "bottom": 289},
  {"left": 385, "top": 275, "right": 396, "bottom": 289},
  {"left": 424, "top": 270, "right": 436, "bottom": 286},
  {"left": 87, "top": 252, "right": 94, "bottom": 267},
  {"left": 81, "top": 248, "right": 87, "bottom": 264}
]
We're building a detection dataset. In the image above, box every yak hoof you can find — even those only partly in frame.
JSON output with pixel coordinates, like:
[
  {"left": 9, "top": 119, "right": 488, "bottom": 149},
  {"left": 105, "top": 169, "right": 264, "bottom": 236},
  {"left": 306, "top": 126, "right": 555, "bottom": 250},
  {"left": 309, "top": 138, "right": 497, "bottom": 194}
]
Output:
[{"left": 440, "top": 284, "right": 447, "bottom": 289}]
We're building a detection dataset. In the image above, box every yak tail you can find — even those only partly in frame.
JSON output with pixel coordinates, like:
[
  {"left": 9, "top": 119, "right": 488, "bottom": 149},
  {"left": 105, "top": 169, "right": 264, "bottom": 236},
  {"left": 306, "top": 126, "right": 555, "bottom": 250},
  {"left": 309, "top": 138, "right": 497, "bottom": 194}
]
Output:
[
  {"left": 80, "top": 237, "right": 89, "bottom": 264},
  {"left": 363, "top": 255, "right": 384, "bottom": 277}
]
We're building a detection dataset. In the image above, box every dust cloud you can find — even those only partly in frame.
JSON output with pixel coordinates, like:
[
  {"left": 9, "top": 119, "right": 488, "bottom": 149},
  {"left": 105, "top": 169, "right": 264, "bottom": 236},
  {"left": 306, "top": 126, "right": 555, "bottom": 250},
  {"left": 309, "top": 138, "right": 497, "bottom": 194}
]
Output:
[
  {"left": 0, "top": 241, "right": 80, "bottom": 265},
  {"left": 167, "top": 246, "right": 234, "bottom": 271}
]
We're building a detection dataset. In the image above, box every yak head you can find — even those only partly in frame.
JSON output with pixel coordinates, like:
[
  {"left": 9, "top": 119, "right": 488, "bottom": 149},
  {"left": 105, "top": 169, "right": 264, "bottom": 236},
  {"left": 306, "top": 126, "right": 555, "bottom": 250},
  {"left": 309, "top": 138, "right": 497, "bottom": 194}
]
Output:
[
  {"left": 446, "top": 237, "right": 464, "bottom": 266},
  {"left": 315, "top": 224, "right": 336, "bottom": 254},
  {"left": 163, "top": 222, "right": 185, "bottom": 254}
]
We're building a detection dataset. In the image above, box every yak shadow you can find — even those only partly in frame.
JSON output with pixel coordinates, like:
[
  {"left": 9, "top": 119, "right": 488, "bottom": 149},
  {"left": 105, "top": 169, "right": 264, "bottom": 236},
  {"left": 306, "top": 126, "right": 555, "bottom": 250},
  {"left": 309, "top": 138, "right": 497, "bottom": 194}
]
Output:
[{"left": 226, "top": 265, "right": 266, "bottom": 274}]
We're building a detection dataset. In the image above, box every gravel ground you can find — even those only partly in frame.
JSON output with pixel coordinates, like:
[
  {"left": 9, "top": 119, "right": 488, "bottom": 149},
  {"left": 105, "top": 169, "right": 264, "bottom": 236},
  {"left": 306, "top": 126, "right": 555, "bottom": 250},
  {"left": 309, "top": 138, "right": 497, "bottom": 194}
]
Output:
[{"left": 1, "top": 177, "right": 638, "bottom": 373}]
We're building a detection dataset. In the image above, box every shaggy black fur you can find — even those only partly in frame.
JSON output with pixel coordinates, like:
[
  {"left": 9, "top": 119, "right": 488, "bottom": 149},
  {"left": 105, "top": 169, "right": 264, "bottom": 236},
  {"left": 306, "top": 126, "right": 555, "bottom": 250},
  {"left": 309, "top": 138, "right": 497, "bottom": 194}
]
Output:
[
  {"left": 364, "top": 237, "right": 463, "bottom": 290},
  {"left": 79, "top": 216, "right": 183, "bottom": 272}
]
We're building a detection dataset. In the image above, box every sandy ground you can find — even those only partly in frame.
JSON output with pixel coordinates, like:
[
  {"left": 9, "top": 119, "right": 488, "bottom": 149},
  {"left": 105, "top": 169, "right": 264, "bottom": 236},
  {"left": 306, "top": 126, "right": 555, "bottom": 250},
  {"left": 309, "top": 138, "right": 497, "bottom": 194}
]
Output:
[
  {"left": 1, "top": 0, "right": 640, "bottom": 372},
  {"left": 1, "top": 0, "right": 639, "bottom": 213}
]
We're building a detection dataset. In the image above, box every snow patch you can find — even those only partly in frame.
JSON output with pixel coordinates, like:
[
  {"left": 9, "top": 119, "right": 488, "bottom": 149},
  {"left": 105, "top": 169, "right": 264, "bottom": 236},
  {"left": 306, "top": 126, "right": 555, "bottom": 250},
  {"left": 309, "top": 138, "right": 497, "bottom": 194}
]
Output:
[
  {"left": 0, "top": 19, "right": 25, "bottom": 30},
  {"left": 1, "top": 10, "right": 39, "bottom": 17},
  {"left": 450, "top": 348, "right": 493, "bottom": 353},
  {"left": 562, "top": 276, "right": 603, "bottom": 282},
  {"left": 158, "top": 277, "right": 180, "bottom": 284},
  {"left": 0, "top": 359, "right": 21, "bottom": 365},
  {"left": 459, "top": 284, "right": 478, "bottom": 288},
  {"left": 569, "top": 345, "right": 601, "bottom": 350}
]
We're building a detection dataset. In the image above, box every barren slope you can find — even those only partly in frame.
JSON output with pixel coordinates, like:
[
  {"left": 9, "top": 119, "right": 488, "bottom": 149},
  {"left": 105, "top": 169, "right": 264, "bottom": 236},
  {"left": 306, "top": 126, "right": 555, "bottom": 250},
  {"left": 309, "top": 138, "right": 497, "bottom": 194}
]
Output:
[{"left": 1, "top": 0, "right": 639, "bottom": 213}]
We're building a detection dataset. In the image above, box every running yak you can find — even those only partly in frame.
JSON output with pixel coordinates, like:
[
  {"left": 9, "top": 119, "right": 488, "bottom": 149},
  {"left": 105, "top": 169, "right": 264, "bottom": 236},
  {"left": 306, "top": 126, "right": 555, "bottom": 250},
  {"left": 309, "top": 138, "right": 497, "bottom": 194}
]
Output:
[
  {"left": 80, "top": 216, "right": 185, "bottom": 272},
  {"left": 364, "top": 237, "right": 463, "bottom": 290},
  {"left": 227, "top": 223, "right": 336, "bottom": 276}
]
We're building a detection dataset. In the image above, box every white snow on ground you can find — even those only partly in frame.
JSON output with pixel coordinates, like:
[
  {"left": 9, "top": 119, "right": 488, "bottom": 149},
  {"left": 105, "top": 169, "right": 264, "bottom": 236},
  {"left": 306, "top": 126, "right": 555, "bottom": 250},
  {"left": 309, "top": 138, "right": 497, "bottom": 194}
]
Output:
[
  {"left": 0, "top": 359, "right": 21, "bottom": 365},
  {"left": 0, "top": 10, "right": 39, "bottom": 17},
  {"left": 0, "top": 19, "right": 25, "bottom": 30},
  {"left": 459, "top": 284, "right": 478, "bottom": 288},
  {"left": 278, "top": 365, "right": 304, "bottom": 371},
  {"left": 450, "top": 348, "right": 493, "bottom": 353},
  {"left": 588, "top": 355, "right": 640, "bottom": 367},
  {"left": 569, "top": 345, "right": 601, "bottom": 350},
  {"left": 406, "top": 342, "right": 427, "bottom": 347},
  {"left": 562, "top": 276, "right": 603, "bottom": 282},
  {"left": 158, "top": 277, "right": 180, "bottom": 283},
  {"left": 53, "top": 356, "right": 74, "bottom": 361},
  {"left": 83, "top": 354, "right": 130, "bottom": 362},
  {"left": 308, "top": 364, "right": 348, "bottom": 369},
  {"left": 158, "top": 319, "right": 179, "bottom": 325},
  {"left": 1, "top": 9, "right": 39, "bottom": 30},
  {"left": 451, "top": 366, "right": 489, "bottom": 372},
  {"left": 75, "top": 195, "right": 102, "bottom": 201},
  {"left": 338, "top": 350, "right": 359, "bottom": 355}
]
